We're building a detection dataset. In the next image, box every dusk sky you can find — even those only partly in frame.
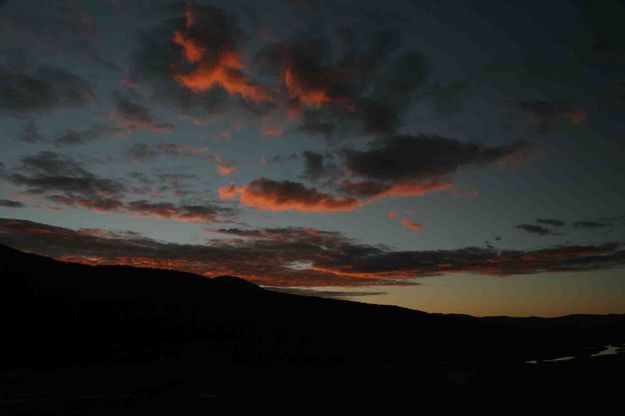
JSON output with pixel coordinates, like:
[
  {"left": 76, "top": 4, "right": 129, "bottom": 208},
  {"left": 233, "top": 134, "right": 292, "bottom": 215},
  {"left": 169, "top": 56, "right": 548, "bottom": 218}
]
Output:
[{"left": 1, "top": 0, "right": 624, "bottom": 317}]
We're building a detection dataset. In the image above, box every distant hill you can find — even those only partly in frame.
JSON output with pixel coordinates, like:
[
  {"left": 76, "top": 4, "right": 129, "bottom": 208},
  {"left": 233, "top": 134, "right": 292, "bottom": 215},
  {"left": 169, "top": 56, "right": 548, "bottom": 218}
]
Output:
[{"left": 1, "top": 242, "right": 624, "bottom": 411}]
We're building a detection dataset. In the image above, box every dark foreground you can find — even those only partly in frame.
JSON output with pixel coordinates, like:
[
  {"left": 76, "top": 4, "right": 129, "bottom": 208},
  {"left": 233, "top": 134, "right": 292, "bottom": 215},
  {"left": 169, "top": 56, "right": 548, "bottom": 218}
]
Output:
[{"left": 1, "top": 243, "right": 623, "bottom": 413}]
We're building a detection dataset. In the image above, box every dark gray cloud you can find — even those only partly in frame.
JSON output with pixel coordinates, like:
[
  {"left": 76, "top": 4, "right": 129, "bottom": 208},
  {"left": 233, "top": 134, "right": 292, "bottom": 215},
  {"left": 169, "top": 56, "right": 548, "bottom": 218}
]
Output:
[
  {"left": 55, "top": 124, "right": 122, "bottom": 146},
  {"left": 256, "top": 33, "right": 428, "bottom": 138},
  {"left": 301, "top": 151, "right": 326, "bottom": 180},
  {"left": 0, "top": 199, "right": 24, "bottom": 208},
  {"left": 131, "top": 2, "right": 249, "bottom": 115},
  {"left": 0, "top": 65, "right": 95, "bottom": 115},
  {"left": 573, "top": 220, "right": 611, "bottom": 229},
  {"left": 156, "top": 173, "right": 198, "bottom": 197},
  {"left": 234, "top": 134, "right": 529, "bottom": 208},
  {"left": 341, "top": 135, "right": 528, "bottom": 182},
  {"left": 1, "top": 151, "right": 233, "bottom": 222},
  {"left": 515, "top": 224, "right": 555, "bottom": 236},
  {"left": 17, "top": 120, "right": 42, "bottom": 143},
  {"left": 536, "top": 218, "right": 566, "bottom": 227},
  {"left": 1, "top": 1, "right": 118, "bottom": 69},
  {"left": 517, "top": 101, "right": 586, "bottom": 130},
  {"left": 126, "top": 143, "right": 159, "bottom": 162},
  {"left": 125, "top": 143, "right": 209, "bottom": 162},
  {"left": 131, "top": 2, "right": 430, "bottom": 138},
  {"left": 111, "top": 94, "right": 174, "bottom": 133},
  {"left": 325, "top": 135, "right": 528, "bottom": 199},
  {"left": 6, "top": 151, "right": 126, "bottom": 211},
  {"left": 2, "top": 219, "right": 625, "bottom": 287},
  {"left": 125, "top": 200, "right": 232, "bottom": 223},
  {"left": 426, "top": 81, "right": 468, "bottom": 116}
]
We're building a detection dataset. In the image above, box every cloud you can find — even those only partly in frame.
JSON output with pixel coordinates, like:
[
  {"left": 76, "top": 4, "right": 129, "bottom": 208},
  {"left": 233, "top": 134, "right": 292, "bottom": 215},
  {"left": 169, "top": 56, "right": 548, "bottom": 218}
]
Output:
[
  {"left": 342, "top": 135, "right": 529, "bottom": 182},
  {"left": 6, "top": 151, "right": 126, "bottom": 210},
  {"left": 263, "top": 134, "right": 527, "bottom": 209},
  {"left": 0, "top": 1, "right": 117, "bottom": 68},
  {"left": 518, "top": 101, "right": 587, "bottom": 129},
  {"left": 536, "top": 218, "right": 566, "bottom": 227},
  {"left": 132, "top": 4, "right": 430, "bottom": 138},
  {"left": 573, "top": 220, "right": 611, "bottom": 229},
  {"left": 55, "top": 124, "right": 123, "bottom": 145},
  {"left": 219, "top": 178, "right": 359, "bottom": 212},
  {"left": 125, "top": 143, "right": 210, "bottom": 162},
  {"left": 225, "top": 134, "right": 525, "bottom": 212},
  {"left": 301, "top": 151, "right": 326, "bottom": 180},
  {"left": 261, "top": 125, "right": 284, "bottom": 138},
  {"left": 208, "top": 153, "right": 237, "bottom": 176},
  {"left": 171, "top": 3, "right": 271, "bottom": 102},
  {"left": 260, "top": 41, "right": 356, "bottom": 117},
  {"left": 339, "top": 178, "right": 452, "bottom": 199},
  {"left": 125, "top": 200, "right": 231, "bottom": 223},
  {"left": 0, "top": 65, "right": 95, "bottom": 115},
  {"left": 111, "top": 94, "right": 174, "bottom": 134},
  {"left": 256, "top": 35, "right": 429, "bottom": 138},
  {"left": 131, "top": 4, "right": 232, "bottom": 115},
  {"left": 0, "top": 199, "right": 24, "bottom": 208},
  {"left": 17, "top": 120, "right": 42, "bottom": 143},
  {"left": 401, "top": 218, "right": 422, "bottom": 232},
  {"left": 2, "top": 152, "right": 232, "bottom": 222},
  {"left": 124, "top": 143, "right": 234, "bottom": 175},
  {"left": 325, "top": 135, "right": 526, "bottom": 200},
  {"left": 126, "top": 143, "right": 159, "bottom": 162},
  {"left": 134, "top": 172, "right": 197, "bottom": 198},
  {"left": 426, "top": 81, "right": 468, "bottom": 116},
  {"left": 2, "top": 219, "right": 625, "bottom": 287},
  {"left": 515, "top": 224, "right": 556, "bottom": 236}
]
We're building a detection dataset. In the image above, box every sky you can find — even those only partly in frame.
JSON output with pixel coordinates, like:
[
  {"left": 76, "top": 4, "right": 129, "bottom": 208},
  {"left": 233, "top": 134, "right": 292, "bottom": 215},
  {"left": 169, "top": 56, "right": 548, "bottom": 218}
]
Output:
[{"left": 0, "top": 0, "right": 624, "bottom": 317}]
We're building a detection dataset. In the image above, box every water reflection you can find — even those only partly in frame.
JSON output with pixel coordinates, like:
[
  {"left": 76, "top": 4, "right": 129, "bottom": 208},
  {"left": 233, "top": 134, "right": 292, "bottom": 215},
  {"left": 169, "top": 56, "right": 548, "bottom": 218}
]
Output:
[{"left": 526, "top": 344, "right": 623, "bottom": 364}]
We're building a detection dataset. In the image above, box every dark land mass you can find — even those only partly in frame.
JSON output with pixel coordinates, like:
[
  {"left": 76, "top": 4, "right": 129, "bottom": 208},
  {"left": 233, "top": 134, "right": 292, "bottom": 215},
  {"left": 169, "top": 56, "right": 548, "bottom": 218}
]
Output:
[{"left": 1, "top": 242, "right": 624, "bottom": 413}]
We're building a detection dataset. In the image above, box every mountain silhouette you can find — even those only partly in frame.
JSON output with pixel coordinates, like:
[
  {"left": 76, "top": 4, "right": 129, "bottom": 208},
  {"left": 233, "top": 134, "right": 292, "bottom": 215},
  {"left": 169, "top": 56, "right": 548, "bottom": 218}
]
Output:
[{"left": 0, "top": 242, "right": 623, "bottom": 412}]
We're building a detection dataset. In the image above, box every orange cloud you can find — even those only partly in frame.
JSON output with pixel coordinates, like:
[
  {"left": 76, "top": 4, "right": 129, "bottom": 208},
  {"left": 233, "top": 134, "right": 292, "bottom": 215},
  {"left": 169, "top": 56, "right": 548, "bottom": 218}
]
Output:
[
  {"left": 518, "top": 101, "right": 587, "bottom": 127},
  {"left": 377, "top": 180, "right": 452, "bottom": 198},
  {"left": 283, "top": 66, "right": 355, "bottom": 118},
  {"left": 498, "top": 146, "right": 541, "bottom": 169},
  {"left": 219, "top": 178, "right": 359, "bottom": 212},
  {"left": 210, "top": 154, "right": 236, "bottom": 176},
  {"left": 340, "top": 178, "right": 452, "bottom": 200},
  {"left": 216, "top": 164, "right": 236, "bottom": 176},
  {"left": 565, "top": 108, "right": 587, "bottom": 125},
  {"left": 171, "top": 4, "right": 271, "bottom": 103},
  {"left": 217, "top": 130, "right": 231, "bottom": 139},
  {"left": 261, "top": 126, "right": 284, "bottom": 138},
  {"left": 4, "top": 219, "right": 625, "bottom": 288},
  {"left": 401, "top": 218, "right": 423, "bottom": 232}
]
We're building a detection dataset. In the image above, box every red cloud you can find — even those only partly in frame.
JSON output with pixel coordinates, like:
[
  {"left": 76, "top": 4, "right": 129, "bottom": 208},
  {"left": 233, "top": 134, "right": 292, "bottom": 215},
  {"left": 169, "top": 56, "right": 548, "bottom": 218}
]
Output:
[
  {"left": 401, "top": 218, "right": 422, "bottom": 232},
  {"left": 283, "top": 66, "right": 356, "bottom": 119},
  {"left": 376, "top": 180, "right": 452, "bottom": 198},
  {"left": 340, "top": 178, "right": 452, "bottom": 199},
  {"left": 171, "top": 4, "right": 271, "bottom": 103},
  {"left": 3, "top": 220, "right": 625, "bottom": 288},
  {"left": 219, "top": 178, "right": 359, "bottom": 212},
  {"left": 518, "top": 101, "right": 587, "bottom": 127},
  {"left": 261, "top": 126, "right": 284, "bottom": 138},
  {"left": 210, "top": 154, "right": 236, "bottom": 176}
]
